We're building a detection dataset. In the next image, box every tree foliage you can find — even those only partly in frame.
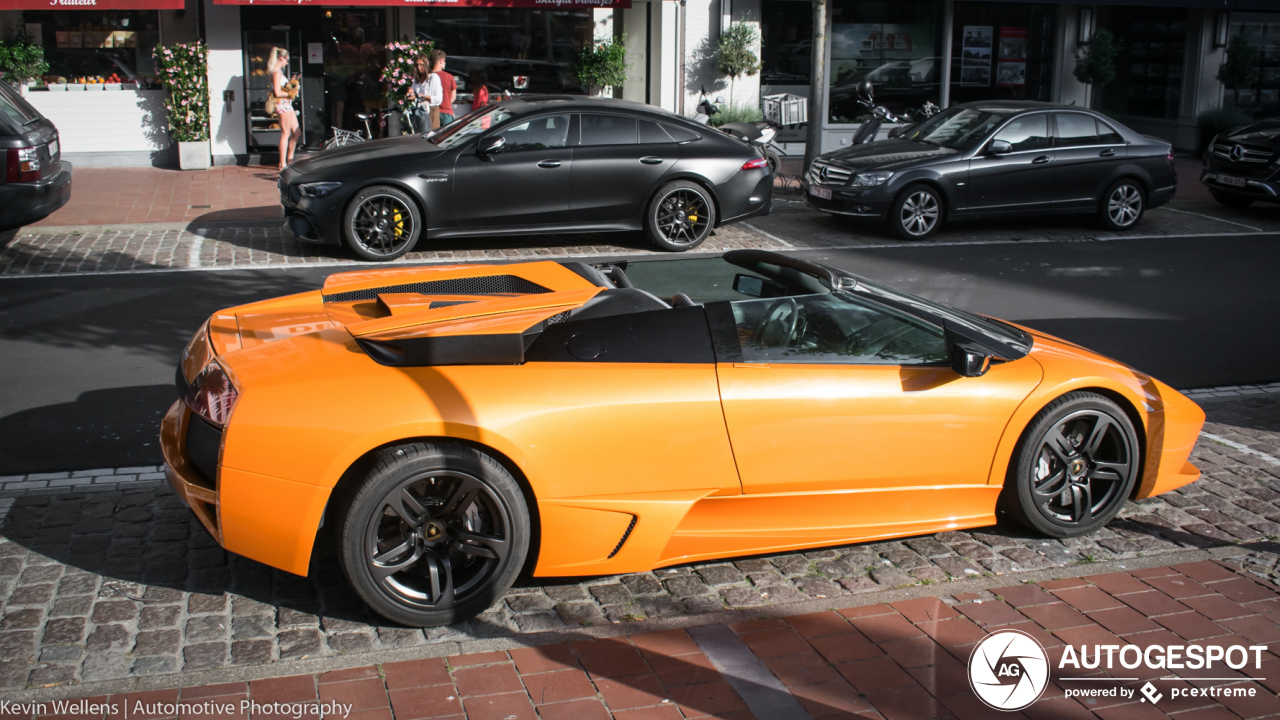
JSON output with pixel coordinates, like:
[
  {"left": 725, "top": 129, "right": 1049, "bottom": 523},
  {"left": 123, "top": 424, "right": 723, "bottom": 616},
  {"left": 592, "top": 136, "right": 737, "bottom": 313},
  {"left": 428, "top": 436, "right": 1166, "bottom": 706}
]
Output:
[
  {"left": 716, "top": 20, "right": 761, "bottom": 79},
  {"left": 0, "top": 32, "right": 49, "bottom": 88},
  {"left": 574, "top": 40, "right": 629, "bottom": 92},
  {"left": 1073, "top": 29, "right": 1119, "bottom": 88},
  {"left": 1218, "top": 35, "right": 1261, "bottom": 89}
]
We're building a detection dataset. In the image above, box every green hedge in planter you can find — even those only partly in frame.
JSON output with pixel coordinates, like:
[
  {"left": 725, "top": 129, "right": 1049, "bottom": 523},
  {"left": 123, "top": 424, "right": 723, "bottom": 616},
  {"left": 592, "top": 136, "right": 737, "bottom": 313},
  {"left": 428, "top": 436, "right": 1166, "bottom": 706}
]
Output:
[{"left": 154, "top": 41, "right": 210, "bottom": 143}]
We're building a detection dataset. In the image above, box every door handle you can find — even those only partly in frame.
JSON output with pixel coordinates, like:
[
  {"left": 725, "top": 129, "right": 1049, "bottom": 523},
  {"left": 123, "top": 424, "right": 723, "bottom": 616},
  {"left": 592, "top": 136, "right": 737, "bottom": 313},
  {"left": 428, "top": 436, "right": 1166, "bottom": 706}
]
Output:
[
  {"left": 640, "top": 157, "right": 665, "bottom": 165},
  {"left": 1032, "top": 155, "right": 1051, "bottom": 165},
  {"left": 537, "top": 160, "right": 562, "bottom": 168},
  {"left": 1099, "top": 148, "right": 1116, "bottom": 157}
]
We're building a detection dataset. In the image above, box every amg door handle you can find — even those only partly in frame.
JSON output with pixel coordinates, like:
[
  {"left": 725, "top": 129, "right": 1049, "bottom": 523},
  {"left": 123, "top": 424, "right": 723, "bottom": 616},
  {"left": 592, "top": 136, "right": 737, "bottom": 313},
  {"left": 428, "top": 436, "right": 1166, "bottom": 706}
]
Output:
[
  {"left": 537, "top": 160, "right": 562, "bottom": 168},
  {"left": 1099, "top": 149, "right": 1116, "bottom": 157},
  {"left": 1032, "top": 155, "right": 1051, "bottom": 165},
  {"left": 640, "top": 157, "right": 665, "bottom": 165}
]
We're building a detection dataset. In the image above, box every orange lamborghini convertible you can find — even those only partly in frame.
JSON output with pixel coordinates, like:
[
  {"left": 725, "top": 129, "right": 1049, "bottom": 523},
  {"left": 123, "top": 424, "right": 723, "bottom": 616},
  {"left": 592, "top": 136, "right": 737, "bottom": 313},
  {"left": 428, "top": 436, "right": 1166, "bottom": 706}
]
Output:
[{"left": 162, "top": 250, "right": 1204, "bottom": 626}]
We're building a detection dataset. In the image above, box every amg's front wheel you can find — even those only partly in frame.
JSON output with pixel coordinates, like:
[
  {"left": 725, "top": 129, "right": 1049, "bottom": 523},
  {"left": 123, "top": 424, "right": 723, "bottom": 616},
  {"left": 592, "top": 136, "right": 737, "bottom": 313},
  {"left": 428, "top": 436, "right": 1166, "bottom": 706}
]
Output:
[
  {"left": 645, "top": 180, "right": 715, "bottom": 251},
  {"left": 337, "top": 442, "right": 530, "bottom": 627},
  {"left": 342, "top": 185, "right": 422, "bottom": 262},
  {"left": 1004, "top": 392, "right": 1140, "bottom": 538}
]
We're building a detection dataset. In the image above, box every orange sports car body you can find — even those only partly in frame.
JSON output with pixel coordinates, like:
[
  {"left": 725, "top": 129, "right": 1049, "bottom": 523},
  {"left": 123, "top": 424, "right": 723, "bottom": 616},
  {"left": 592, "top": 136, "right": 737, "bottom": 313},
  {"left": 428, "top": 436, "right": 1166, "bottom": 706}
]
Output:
[{"left": 161, "top": 250, "right": 1204, "bottom": 625}]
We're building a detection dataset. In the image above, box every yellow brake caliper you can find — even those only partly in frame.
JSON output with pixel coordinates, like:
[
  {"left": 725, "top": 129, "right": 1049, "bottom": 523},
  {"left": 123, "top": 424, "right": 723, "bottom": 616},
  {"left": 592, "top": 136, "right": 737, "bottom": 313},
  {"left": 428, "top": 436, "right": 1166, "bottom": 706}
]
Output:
[{"left": 393, "top": 209, "right": 404, "bottom": 237}]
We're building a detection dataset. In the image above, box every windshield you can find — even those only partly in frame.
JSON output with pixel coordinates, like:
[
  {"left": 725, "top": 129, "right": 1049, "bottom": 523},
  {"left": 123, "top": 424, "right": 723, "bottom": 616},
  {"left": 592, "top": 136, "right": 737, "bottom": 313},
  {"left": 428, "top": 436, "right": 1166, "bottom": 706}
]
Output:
[
  {"left": 904, "top": 107, "right": 1012, "bottom": 150},
  {"left": 429, "top": 106, "right": 515, "bottom": 149},
  {"left": 0, "top": 82, "right": 40, "bottom": 128}
]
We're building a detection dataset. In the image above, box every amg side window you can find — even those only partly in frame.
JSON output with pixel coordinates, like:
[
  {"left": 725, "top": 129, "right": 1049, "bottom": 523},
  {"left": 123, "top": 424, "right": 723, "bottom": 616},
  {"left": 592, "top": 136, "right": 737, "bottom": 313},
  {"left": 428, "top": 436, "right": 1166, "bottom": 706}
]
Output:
[
  {"left": 500, "top": 114, "right": 571, "bottom": 151},
  {"left": 580, "top": 114, "right": 638, "bottom": 146},
  {"left": 728, "top": 293, "right": 948, "bottom": 365}
]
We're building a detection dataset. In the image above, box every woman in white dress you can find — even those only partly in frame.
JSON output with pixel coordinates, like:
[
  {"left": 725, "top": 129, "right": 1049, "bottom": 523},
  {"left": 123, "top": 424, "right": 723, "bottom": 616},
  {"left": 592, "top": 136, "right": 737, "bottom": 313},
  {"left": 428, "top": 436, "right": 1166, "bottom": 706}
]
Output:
[{"left": 268, "top": 47, "right": 301, "bottom": 170}]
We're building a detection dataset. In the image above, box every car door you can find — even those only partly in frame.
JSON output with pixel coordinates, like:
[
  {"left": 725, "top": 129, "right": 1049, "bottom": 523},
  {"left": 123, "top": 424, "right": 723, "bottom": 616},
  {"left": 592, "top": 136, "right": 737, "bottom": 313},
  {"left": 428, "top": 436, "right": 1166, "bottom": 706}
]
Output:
[
  {"left": 568, "top": 114, "right": 678, "bottom": 222},
  {"left": 965, "top": 112, "right": 1055, "bottom": 212},
  {"left": 712, "top": 293, "right": 1043, "bottom": 499},
  {"left": 1052, "top": 112, "right": 1128, "bottom": 209},
  {"left": 450, "top": 113, "right": 574, "bottom": 227}
]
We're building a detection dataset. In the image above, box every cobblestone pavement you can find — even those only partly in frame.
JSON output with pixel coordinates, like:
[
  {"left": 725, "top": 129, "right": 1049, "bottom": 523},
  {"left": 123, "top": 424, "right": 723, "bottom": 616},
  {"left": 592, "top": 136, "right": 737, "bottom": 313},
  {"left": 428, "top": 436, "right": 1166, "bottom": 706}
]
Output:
[{"left": 1, "top": 393, "right": 1278, "bottom": 691}]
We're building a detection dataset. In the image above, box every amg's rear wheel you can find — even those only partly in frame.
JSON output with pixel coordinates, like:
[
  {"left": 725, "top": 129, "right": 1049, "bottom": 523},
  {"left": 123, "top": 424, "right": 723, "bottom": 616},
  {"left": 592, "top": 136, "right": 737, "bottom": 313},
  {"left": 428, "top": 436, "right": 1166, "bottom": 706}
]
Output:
[
  {"left": 1003, "top": 392, "right": 1140, "bottom": 538},
  {"left": 342, "top": 185, "right": 422, "bottom": 262},
  {"left": 1211, "top": 191, "right": 1255, "bottom": 209},
  {"left": 337, "top": 442, "right": 529, "bottom": 627},
  {"left": 1098, "top": 179, "right": 1145, "bottom": 231},
  {"left": 645, "top": 180, "right": 715, "bottom": 252}
]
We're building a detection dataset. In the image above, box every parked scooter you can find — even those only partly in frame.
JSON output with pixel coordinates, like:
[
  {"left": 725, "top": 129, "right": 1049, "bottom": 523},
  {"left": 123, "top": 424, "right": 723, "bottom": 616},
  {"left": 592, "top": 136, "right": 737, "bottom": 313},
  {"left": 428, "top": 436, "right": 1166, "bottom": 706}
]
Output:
[
  {"left": 849, "top": 80, "right": 941, "bottom": 145},
  {"left": 694, "top": 86, "right": 724, "bottom": 125}
]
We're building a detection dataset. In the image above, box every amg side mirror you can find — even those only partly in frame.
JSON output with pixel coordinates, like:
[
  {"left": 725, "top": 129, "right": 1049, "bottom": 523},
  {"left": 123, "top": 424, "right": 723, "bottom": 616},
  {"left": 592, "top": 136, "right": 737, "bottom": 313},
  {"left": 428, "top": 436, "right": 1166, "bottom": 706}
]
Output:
[
  {"left": 477, "top": 135, "right": 506, "bottom": 156},
  {"left": 989, "top": 139, "right": 1013, "bottom": 155},
  {"left": 733, "top": 273, "right": 787, "bottom": 298},
  {"left": 950, "top": 343, "right": 992, "bottom": 377}
]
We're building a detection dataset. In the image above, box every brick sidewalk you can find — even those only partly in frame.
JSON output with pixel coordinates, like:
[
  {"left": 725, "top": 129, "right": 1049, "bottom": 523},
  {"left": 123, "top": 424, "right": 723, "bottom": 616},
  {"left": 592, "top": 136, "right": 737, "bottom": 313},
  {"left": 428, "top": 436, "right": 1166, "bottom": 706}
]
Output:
[{"left": 3, "top": 559, "right": 1279, "bottom": 719}]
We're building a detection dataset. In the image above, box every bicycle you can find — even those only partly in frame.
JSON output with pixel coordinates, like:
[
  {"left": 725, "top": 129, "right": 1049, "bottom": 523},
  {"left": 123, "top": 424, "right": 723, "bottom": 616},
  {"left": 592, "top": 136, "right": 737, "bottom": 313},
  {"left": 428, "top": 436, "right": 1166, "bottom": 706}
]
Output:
[{"left": 323, "top": 106, "right": 418, "bottom": 150}]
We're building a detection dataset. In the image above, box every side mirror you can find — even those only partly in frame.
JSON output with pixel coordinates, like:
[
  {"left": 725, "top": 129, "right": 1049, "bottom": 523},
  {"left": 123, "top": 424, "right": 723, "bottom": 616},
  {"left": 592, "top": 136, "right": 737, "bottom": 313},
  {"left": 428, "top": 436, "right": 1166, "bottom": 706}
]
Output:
[
  {"left": 714, "top": 96, "right": 726, "bottom": 104},
  {"left": 989, "top": 139, "right": 1013, "bottom": 155},
  {"left": 950, "top": 342, "right": 992, "bottom": 377},
  {"left": 733, "top": 273, "right": 787, "bottom": 298},
  {"left": 477, "top": 135, "right": 506, "bottom": 156}
]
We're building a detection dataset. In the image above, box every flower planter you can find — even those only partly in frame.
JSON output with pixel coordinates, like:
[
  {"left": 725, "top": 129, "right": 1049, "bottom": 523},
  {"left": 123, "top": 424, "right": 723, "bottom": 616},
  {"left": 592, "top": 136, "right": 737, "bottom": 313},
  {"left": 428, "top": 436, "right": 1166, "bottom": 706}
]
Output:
[{"left": 178, "top": 140, "right": 211, "bottom": 171}]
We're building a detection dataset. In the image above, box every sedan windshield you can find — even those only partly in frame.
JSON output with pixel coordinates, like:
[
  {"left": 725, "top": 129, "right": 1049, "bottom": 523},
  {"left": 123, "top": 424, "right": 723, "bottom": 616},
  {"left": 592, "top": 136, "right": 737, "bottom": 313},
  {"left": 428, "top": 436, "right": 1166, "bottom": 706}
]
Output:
[
  {"left": 430, "top": 106, "right": 515, "bottom": 149},
  {"left": 904, "top": 107, "right": 1013, "bottom": 150}
]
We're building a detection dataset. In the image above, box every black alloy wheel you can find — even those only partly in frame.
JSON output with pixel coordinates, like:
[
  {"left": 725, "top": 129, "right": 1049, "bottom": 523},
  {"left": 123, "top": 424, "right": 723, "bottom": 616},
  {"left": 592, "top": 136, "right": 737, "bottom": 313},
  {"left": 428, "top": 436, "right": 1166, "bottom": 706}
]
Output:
[
  {"left": 888, "top": 184, "right": 942, "bottom": 240},
  {"left": 1004, "top": 392, "right": 1140, "bottom": 538},
  {"left": 645, "top": 180, "right": 715, "bottom": 251},
  {"left": 342, "top": 185, "right": 423, "bottom": 262},
  {"left": 1098, "top": 179, "right": 1145, "bottom": 231},
  {"left": 338, "top": 442, "right": 529, "bottom": 626}
]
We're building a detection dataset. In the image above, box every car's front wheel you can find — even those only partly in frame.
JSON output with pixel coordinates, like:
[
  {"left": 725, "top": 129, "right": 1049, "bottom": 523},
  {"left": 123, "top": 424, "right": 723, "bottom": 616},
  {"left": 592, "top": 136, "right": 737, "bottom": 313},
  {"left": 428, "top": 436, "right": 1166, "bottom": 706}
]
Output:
[
  {"left": 1003, "top": 392, "right": 1140, "bottom": 538},
  {"left": 1211, "top": 191, "right": 1255, "bottom": 209},
  {"left": 1098, "top": 179, "right": 1145, "bottom": 231},
  {"left": 342, "top": 185, "right": 423, "bottom": 262},
  {"left": 337, "top": 441, "right": 530, "bottom": 627},
  {"left": 645, "top": 180, "right": 716, "bottom": 251},
  {"left": 887, "top": 184, "right": 943, "bottom": 240}
]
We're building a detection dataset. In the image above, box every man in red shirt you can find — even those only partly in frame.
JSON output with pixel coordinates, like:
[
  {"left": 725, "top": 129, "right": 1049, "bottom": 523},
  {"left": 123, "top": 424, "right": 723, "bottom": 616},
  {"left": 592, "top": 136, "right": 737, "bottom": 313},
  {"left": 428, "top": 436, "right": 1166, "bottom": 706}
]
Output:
[{"left": 436, "top": 51, "right": 457, "bottom": 126}]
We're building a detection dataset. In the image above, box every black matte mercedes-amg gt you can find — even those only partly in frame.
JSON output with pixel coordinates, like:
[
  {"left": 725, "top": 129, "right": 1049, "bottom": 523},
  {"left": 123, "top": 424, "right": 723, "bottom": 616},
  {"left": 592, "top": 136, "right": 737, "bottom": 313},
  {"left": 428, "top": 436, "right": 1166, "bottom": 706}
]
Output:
[{"left": 280, "top": 96, "right": 774, "bottom": 261}]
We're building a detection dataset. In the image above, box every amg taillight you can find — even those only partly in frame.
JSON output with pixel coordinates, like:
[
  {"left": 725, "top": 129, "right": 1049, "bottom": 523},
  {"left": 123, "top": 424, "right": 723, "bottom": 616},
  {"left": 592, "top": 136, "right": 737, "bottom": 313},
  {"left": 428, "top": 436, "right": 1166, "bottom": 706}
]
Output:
[
  {"left": 742, "top": 157, "right": 770, "bottom": 170},
  {"left": 5, "top": 146, "right": 40, "bottom": 183},
  {"left": 184, "top": 361, "right": 239, "bottom": 427}
]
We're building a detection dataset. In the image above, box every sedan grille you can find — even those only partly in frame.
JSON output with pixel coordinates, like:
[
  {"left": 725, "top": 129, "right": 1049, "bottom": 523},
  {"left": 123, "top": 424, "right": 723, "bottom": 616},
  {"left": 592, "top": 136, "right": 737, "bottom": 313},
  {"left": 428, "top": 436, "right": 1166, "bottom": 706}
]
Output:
[
  {"left": 809, "top": 160, "right": 852, "bottom": 186},
  {"left": 1212, "top": 143, "right": 1274, "bottom": 164},
  {"left": 184, "top": 416, "right": 223, "bottom": 488}
]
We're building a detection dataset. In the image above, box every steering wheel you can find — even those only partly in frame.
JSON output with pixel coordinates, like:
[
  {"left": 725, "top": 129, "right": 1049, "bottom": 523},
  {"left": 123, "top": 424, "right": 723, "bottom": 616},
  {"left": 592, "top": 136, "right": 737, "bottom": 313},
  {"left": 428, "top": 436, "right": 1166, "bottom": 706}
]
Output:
[{"left": 756, "top": 298, "right": 800, "bottom": 348}]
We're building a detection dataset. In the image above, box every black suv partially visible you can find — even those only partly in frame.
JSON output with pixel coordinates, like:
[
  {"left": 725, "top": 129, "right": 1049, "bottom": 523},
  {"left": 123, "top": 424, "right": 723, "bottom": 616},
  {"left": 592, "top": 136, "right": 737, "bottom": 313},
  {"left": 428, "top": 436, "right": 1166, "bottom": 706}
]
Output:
[
  {"left": 1201, "top": 119, "right": 1280, "bottom": 208},
  {"left": 0, "top": 80, "right": 72, "bottom": 231}
]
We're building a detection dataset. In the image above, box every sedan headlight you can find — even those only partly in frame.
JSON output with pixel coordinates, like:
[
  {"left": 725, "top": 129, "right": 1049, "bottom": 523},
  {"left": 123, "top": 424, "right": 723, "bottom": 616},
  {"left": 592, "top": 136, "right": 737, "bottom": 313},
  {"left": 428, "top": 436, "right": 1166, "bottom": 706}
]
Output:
[
  {"left": 298, "top": 182, "right": 343, "bottom": 198},
  {"left": 849, "top": 171, "right": 894, "bottom": 188}
]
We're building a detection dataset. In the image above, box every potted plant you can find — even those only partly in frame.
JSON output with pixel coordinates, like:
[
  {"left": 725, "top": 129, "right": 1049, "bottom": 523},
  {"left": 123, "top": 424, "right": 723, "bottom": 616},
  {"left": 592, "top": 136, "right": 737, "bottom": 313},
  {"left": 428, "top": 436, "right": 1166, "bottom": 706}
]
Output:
[
  {"left": 381, "top": 38, "right": 434, "bottom": 132},
  {"left": 574, "top": 40, "right": 629, "bottom": 97},
  {"left": 1073, "top": 29, "right": 1120, "bottom": 109},
  {"left": 0, "top": 32, "right": 50, "bottom": 96},
  {"left": 715, "top": 18, "right": 761, "bottom": 103},
  {"left": 1218, "top": 34, "right": 1261, "bottom": 109},
  {"left": 153, "top": 41, "right": 211, "bottom": 170}
]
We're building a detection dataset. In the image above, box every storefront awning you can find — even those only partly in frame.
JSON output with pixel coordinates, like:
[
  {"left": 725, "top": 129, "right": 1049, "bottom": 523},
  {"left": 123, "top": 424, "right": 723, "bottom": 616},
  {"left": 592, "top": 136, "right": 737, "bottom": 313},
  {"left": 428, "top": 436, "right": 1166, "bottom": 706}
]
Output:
[
  {"left": 980, "top": 0, "right": 1276, "bottom": 9},
  {"left": 210, "top": 0, "right": 630, "bottom": 7},
  {"left": 0, "top": 0, "right": 184, "bottom": 8}
]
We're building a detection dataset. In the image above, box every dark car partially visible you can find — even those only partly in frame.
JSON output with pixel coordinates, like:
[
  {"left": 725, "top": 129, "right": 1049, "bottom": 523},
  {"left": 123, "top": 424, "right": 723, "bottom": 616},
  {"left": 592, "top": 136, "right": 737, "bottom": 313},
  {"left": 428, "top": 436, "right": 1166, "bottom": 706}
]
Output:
[
  {"left": 1201, "top": 119, "right": 1280, "bottom": 208},
  {"left": 0, "top": 81, "right": 72, "bottom": 231}
]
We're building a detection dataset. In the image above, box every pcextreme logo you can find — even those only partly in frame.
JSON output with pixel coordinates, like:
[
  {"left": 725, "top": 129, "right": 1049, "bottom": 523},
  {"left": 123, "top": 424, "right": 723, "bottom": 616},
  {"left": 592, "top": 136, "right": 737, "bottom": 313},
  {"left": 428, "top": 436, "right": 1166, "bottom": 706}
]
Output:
[{"left": 967, "top": 630, "right": 1270, "bottom": 711}]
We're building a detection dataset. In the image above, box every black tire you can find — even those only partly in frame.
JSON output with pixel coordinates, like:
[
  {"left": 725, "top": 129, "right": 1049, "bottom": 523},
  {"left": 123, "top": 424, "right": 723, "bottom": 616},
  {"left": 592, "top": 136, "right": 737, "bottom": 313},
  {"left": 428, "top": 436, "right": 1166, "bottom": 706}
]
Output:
[
  {"left": 887, "top": 184, "right": 943, "bottom": 240},
  {"left": 1211, "top": 191, "right": 1255, "bottom": 209},
  {"left": 1003, "top": 392, "right": 1140, "bottom": 538},
  {"left": 342, "top": 185, "right": 423, "bottom": 262},
  {"left": 1098, "top": 179, "right": 1146, "bottom": 231},
  {"left": 645, "top": 180, "right": 716, "bottom": 251},
  {"left": 337, "top": 441, "right": 530, "bottom": 627}
]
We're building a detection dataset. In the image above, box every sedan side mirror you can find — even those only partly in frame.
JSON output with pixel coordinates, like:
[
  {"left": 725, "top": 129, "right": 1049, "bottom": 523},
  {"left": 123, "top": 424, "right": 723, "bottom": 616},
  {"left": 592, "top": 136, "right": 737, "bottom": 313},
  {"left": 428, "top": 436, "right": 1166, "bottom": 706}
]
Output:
[
  {"left": 989, "top": 139, "right": 1013, "bottom": 155},
  {"left": 477, "top": 135, "right": 506, "bottom": 156}
]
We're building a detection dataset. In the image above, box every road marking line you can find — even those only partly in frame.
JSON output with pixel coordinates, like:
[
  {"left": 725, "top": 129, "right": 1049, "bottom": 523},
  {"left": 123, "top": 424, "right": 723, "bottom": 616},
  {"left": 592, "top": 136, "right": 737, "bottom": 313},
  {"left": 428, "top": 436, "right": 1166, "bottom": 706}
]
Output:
[
  {"left": 687, "top": 624, "right": 814, "bottom": 720},
  {"left": 741, "top": 222, "right": 793, "bottom": 247},
  {"left": 1199, "top": 431, "right": 1280, "bottom": 467},
  {"left": 774, "top": 230, "right": 1280, "bottom": 253},
  {"left": 1163, "top": 206, "right": 1263, "bottom": 232}
]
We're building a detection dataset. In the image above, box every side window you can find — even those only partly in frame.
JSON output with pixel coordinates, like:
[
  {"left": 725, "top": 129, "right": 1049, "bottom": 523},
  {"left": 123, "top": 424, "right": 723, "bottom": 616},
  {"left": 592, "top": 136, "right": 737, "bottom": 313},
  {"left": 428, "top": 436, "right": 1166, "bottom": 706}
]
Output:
[
  {"left": 580, "top": 114, "right": 638, "bottom": 146},
  {"left": 1096, "top": 119, "right": 1124, "bottom": 145},
  {"left": 1055, "top": 113, "right": 1099, "bottom": 148},
  {"left": 662, "top": 124, "right": 701, "bottom": 143},
  {"left": 729, "top": 293, "right": 948, "bottom": 365},
  {"left": 991, "top": 114, "right": 1049, "bottom": 152},
  {"left": 501, "top": 114, "right": 570, "bottom": 151},
  {"left": 638, "top": 120, "right": 673, "bottom": 144}
]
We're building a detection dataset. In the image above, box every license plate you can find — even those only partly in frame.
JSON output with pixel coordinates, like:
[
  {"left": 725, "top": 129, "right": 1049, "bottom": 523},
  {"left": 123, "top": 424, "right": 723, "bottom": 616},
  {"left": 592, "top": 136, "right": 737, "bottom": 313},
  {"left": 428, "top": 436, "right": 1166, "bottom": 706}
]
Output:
[
  {"left": 48, "top": 139, "right": 58, "bottom": 158},
  {"left": 808, "top": 185, "right": 832, "bottom": 200},
  {"left": 1218, "top": 174, "right": 1247, "bottom": 188}
]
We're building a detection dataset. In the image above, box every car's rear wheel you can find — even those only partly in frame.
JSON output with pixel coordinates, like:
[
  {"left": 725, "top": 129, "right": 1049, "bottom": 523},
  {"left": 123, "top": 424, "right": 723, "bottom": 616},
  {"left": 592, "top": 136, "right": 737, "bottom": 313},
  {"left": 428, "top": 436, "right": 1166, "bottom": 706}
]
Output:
[
  {"left": 887, "top": 184, "right": 943, "bottom": 240},
  {"left": 1211, "top": 191, "right": 1255, "bottom": 209},
  {"left": 342, "top": 185, "right": 422, "bottom": 262},
  {"left": 1098, "top": 179, "right": 1145, "bottom": 231},
  {"left": 645, "top": 180, "right": 715, "bottom": 252},
  {"left": 1003, "top": 392, "right": 1140, "bottom": 538},
  {"left": 337, "top": 442, "right": 530, "bottom": 627}
]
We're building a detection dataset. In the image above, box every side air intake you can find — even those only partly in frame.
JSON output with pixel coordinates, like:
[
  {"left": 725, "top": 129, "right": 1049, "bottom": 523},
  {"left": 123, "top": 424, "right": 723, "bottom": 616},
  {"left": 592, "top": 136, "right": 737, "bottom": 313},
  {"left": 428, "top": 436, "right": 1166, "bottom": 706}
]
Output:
[
  {"left": 607, "top": 515, "right": 638, "bottom": 559},
  {"left": 324, "top": 276, "right": 552, "bottom": 302}
]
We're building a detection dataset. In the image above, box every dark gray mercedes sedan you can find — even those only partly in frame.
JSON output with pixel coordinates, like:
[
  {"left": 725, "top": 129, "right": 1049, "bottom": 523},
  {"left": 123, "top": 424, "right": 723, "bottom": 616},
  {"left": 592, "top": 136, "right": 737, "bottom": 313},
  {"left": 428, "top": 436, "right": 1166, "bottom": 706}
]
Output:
[{"left": 803, "top": 101, "right": 1176, "bottom": 240}]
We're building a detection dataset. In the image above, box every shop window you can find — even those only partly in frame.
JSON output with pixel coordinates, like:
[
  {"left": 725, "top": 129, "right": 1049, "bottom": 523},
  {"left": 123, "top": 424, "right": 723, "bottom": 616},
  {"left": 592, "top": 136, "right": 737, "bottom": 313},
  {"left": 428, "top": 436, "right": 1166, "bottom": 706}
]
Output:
[
  {"left": 320, "top": 10, "right": 389, "bottom": 135},
  {"left": 949, "top": 2, "right": 1055, "bottom": 105},
  {"left": 1226, "top": 13, "right": 1280, "bottom": 118},
  {"left": 827, "top": 0, "right": 944, "bottom": 125},
  {"left": 415, "top": 9, "right": 591, "bottom": 97},
  {"left": 1097, "top": 7, "right": 1187, "bottom": 120},
  {"left": 21, "top": 10, "right": 160, "bottom": 86},
  {"left": 762, "top": 0, "right": 813, "bottom": 88},
  {"left": 992, "top": 113, "right": 1048, "bottom": 152},
  {"left": 580, "top": 114, "right": 637, "bottom": 146}
]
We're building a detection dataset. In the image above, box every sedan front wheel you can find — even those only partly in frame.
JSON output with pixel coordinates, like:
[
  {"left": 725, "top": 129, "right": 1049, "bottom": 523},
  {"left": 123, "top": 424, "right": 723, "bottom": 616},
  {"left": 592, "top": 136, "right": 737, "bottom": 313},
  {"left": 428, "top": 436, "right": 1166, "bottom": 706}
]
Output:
[{"left": 888, "top": 184, "right": 943, "bottom": 240}]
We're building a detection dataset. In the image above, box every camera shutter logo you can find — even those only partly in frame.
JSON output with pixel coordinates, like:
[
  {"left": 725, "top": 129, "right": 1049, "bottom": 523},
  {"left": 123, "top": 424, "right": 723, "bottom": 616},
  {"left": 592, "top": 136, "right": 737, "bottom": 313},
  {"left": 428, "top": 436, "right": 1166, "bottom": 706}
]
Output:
[{"left": 968, "top": 629, "right": 1049, "bottom": 711}]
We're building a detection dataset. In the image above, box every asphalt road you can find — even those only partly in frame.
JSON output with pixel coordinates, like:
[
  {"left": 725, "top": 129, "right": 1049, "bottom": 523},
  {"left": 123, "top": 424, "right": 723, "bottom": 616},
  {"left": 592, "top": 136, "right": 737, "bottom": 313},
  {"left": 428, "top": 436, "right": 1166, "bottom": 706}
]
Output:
[{"left": 0, "top": 233, "right": 1276, "bottom": 474}]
